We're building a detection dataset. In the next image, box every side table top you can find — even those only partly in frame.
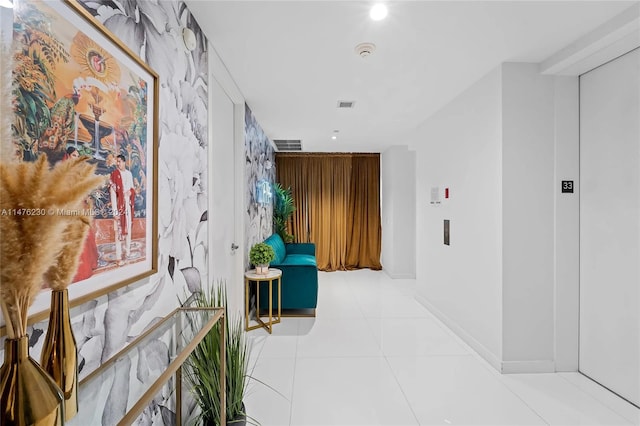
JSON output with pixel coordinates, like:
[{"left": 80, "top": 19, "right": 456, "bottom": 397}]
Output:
[{"left": 245, "top": 268, "right": 282, "bottom": 280}]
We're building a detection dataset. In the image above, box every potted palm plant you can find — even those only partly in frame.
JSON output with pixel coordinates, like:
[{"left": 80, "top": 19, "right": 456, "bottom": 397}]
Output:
[
  {"left": 249, "top": 242, "right": 275, "bottom": 275},
  {"left": 184, "top": 282, "right": 251, "bottom": 425},
  {"left": 272, "top": 183, "right": 295, "bottom": 243}
]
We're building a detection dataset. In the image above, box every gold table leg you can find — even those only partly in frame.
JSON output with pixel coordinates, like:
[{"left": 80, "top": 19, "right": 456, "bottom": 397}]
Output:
[
  {"left": 268, "top": 278, "right": 273, "bottom": 332},
  {"left": 176, "top": 366, "right": 182, "bottom": 426},
  {"left": 244, "top": 277, "right": 249, "bottom": 331},
  {"left": 244, "top": 273, "right": 282, "bottom": 334}
]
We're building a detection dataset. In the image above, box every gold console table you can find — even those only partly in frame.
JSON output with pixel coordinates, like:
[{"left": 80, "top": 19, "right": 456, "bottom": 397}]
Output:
[{"left": 68, "top": 307, "right": 225, "bottom": 426}]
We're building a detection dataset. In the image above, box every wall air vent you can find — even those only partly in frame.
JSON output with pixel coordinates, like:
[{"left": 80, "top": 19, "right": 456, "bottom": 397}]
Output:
[
  {"left": 274, "top": 139, "right": 302, "bottom": 151},
  {"left": 337, "top": 100, "right": 355, "bottom": 109}
]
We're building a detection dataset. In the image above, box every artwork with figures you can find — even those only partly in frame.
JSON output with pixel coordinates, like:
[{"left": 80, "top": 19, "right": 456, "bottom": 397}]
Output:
[
  {"left": 10, "top": 0, "right": 157, "bottom": 316},
  {"left": 1, "top": 0, "right": 209, "bottom": 424}
]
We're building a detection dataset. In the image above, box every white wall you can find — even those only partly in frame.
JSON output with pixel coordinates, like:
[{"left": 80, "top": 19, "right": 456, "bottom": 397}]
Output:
[
  {"left": 501, "top": 63, "right": 555, "bottom": 371},
  {"left": 411, "top": 63, "right": 577, "bottom": 373},
  {"left": 412, "top": 67, "right": 504, "bottom": 368},
  {"left": 381, "top": 150, "right": 395, "bottom": 273},
  {"left": 552, "top": 77, "right": 580, "bottom": 372},
  {"left": 410, "top": 5, "right": 638, "bottom": 374},
  {"left": 381, "top": 145, "right": 416, "bottom": 278}
]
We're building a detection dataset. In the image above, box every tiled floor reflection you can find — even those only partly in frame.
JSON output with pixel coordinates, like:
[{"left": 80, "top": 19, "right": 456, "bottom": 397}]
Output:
[{"left": 244, "top": 270, "right": 639, "bottom": 426}]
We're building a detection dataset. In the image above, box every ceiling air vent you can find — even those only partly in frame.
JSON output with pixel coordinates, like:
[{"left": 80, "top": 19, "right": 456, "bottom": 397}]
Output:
[
  {"left": 337, "top": 100, "right": 355, "bottom": 109},
  {"left": 274, "top": 139, "right": 302, "bottom": 151}
]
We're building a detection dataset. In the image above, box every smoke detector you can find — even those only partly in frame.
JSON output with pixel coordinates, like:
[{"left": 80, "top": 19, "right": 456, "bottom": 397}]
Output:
[{"left": 354, "top": 42, "right": 376, "bottom": 58}]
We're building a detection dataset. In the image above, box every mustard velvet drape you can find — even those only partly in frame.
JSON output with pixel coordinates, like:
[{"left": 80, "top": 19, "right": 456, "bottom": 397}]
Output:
[{"left": 276, "top": 153, "right": 382, "bottom": 272}]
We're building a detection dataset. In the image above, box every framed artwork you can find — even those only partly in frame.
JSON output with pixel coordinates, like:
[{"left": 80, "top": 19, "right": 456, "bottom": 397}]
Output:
[{"left": 6, "top": 0, "right": 159, "bottom": 324}]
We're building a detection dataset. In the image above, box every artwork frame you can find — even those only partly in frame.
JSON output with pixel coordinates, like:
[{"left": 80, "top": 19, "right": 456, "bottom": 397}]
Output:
[{"left": 2, "top": 0, "right": 159, "bottom": 330}]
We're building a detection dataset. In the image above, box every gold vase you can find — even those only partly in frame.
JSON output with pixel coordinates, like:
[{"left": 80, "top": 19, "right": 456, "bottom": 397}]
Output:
[
  {"left": 0, "top": 336, "right": 64, "bottom": 425},
  {"left": 41, "top": 288, "right": 78, "bottom": 421}
]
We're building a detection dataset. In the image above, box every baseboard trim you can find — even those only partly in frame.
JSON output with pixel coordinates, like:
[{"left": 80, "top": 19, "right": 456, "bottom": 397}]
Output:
[
  {"left": 415, "top": 294, "right": 502, "bottom": 372},
  {"left": 501, "top": 360, "right": 556, "bottom": 374},
  {"left": 416, "top": 295, "right": 558, "bottom": 374}
]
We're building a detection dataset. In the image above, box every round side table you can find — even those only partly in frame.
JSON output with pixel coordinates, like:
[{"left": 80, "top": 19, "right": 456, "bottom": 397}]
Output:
[{"left": 244, "top": 268, "right": 282, "bottom": 334}]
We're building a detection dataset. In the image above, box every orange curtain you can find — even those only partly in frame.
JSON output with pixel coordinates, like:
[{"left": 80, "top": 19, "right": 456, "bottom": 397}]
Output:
[
  {"left": 276, "top": 153, "right": 382, "bottom": 272},
  {"left": 345, "top": 155, "right": 382, "bottom": 270}
]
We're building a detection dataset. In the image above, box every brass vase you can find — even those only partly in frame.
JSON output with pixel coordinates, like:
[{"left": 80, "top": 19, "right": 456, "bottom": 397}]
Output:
[
  {"left": 40, "top": 288, "right": 78, "bottom": 421},
  {"left": 0, "top": 336, "right": 64, "bottom": 425}
]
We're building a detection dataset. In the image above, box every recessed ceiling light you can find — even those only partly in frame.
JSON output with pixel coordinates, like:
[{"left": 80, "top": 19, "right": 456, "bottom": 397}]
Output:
[
  {"left": 331, "top": 135, "right": 337, "bottom": 140},
  {"left": 370, "top": 3, "right": 387, "bottom": 21}
]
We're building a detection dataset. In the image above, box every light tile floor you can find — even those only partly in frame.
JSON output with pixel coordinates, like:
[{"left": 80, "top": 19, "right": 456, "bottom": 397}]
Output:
[{"left": 244, "top": 269, "right": 640, "bottom": 426}]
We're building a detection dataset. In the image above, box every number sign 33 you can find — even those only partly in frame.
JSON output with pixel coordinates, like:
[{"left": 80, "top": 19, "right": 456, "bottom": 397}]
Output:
[{"left": 562, "top": 181, "right": 574, "bottom": 193}]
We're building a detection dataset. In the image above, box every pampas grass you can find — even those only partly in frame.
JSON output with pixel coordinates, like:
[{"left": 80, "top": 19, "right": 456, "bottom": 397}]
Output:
[
  {"left": 0, "top": 155, "right": 105, "bottom": 339},
  {"left": 44, "top": 219, "right": 91, "bottom": 291}
]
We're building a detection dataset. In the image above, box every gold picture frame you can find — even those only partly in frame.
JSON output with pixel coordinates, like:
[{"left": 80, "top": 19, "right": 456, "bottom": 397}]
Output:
[{"left": 2, "top": 0, "right": 159, "bottom": 333}]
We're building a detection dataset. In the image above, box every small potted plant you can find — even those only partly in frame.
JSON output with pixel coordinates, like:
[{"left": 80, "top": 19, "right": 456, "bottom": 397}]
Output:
[{"left": 249, "top": 242, "right": 275, "bottom": 275}]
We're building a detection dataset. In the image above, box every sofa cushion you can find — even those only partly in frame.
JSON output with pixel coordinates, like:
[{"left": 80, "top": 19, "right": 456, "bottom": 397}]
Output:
[
  {"left": 264, "top": 234, "right": 286, "bottom": 264},
  {"left": 276, "top": 254, "right": 317, "bottom": 267}
]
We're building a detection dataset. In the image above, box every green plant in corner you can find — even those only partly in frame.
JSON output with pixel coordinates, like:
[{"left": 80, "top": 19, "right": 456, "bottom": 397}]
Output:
[
  {"left": 249, "top": 242, "right": 275, "bottom": 267},
  {"left": 184, "top": 282, "right": 251, "bottom": 425},
  {"left": 272, "top": 183, "right": 295, "bottom": 243}
]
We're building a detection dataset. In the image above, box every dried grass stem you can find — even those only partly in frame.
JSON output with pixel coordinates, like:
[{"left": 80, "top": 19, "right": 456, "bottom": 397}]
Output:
[{"left": 0, "top": 155, "right": 105, "bottom": 338}]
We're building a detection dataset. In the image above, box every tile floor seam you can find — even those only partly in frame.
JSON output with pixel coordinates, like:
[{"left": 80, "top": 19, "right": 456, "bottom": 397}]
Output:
[
  {"left": 248, "top": 271, "right": 636, "bottom": 425},
  {"left": 382, "top": 354, "right": 422, "bottom": 426},
  {"left": 387, "top": 353, "right": 473, "bottom": 359},
  {"left": 249, "top": 336, "right": 268, "bottom": 378},
  {"left": 411, "top": 298, "right": 505, "bottom": 373},
  {"left": 489, "top": 376, "right": 553, "bottom": 426},
  {"left": 287, "top": 366, "right": 295, "bottom": 426},
  {"left": 352, "top": 288, "right": 369, "bottom": 320},
  {"left": 556, "top": 372, "right": 638, "bottom": 424},
  {"left": 386, "top": 279, "right": 552, "bottom": 426},
  {"left": 295, "top": 354, "right": 387, "bottom": 360},
  {"left": 407, "top": 297, "right": 552, "bottom": 425},
  {"left": 287, "top": 319, "right": 301, "bottom": 426}
]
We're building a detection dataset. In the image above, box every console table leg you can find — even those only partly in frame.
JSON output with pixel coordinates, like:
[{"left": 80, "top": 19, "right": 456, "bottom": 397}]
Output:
[
  {"left": 220, "top": 313, "right": 226, "bottom": 425},
  {"left": 176, "top": 366, "right": 182, "bottom": 426}
]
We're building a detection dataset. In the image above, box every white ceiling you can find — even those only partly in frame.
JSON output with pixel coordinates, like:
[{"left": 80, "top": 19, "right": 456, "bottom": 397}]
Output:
[{"left": 185, "top": 1, "right": 637, "bottom": 153}]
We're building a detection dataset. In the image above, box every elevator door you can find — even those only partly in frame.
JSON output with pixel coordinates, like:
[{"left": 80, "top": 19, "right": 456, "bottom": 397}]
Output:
[{"left": 579, "top": 48, "right": 640, "bottom": 407}]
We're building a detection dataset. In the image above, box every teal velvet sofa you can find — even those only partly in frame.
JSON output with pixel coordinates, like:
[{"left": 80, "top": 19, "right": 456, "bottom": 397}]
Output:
[{"left": 259, "top": 233, "right": 318, "bottom": 315}]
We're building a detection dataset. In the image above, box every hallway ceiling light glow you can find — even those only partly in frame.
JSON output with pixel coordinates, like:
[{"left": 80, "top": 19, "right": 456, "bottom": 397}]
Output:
[
  {"left": 370, "top": 3, "right": 387, "bottom": 21},
  {"left": 0, "top": 0, "right": 14, "bottom": 8}
]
